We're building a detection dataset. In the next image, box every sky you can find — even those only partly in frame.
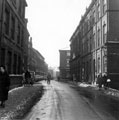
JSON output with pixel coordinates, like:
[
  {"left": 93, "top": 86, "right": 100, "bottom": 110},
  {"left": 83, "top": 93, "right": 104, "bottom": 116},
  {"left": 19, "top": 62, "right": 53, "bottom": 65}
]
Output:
[{"left": 26, "top": 0, "right": 91, "bottom": 68}]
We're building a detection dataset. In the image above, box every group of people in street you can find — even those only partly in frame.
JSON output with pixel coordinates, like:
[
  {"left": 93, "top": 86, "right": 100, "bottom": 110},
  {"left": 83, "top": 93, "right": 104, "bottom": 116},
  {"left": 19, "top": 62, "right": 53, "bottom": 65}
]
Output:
[
  {"left": 96, "top": 73, "right": 111, "bottom": 90},
  {"left": 23, "top": 70, "right": 52, "bottom": 85}
]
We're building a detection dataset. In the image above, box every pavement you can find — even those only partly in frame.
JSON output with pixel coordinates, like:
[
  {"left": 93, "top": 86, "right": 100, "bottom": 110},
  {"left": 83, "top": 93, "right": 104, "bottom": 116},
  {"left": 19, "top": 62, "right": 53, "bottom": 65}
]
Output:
[{"left": 0, "top": 83, "right": 43, "bottom": 120}]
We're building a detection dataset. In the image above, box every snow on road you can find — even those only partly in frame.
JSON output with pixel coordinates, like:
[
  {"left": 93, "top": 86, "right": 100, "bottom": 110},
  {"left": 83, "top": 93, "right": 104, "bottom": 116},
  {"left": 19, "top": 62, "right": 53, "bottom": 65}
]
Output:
[{"left": 23, "top": 81, "right": 113, "bottom": 120}]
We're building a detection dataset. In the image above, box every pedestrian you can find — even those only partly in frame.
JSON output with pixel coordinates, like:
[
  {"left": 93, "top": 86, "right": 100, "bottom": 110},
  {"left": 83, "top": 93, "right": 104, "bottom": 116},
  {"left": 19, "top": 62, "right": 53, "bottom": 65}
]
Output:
[
  {"left": 73, "top": 74, "right": 76, "bottom": 83},
  {"left": 44, "top": 74, "right": 47, "bottom": 82},
  {"left": 57, "top": 76, "right": 60, "bottom": 81},
  {"left": 106, "top": 78, "right": 111, "bottom": 88},
  {"left": 47, "top": 72, "right": 51, "bottom": 84},
  {"left": 0, "top": 66, "right": 10, "bottom": 108},
  {"left": 102, "top": 73, "right": 108, "bottom": 89},
  {"left": 24, "top": 70, "right": 31, "bottom": 86},
  {"left": 97, "top": 73, "right": 103, "bottom": 90}
]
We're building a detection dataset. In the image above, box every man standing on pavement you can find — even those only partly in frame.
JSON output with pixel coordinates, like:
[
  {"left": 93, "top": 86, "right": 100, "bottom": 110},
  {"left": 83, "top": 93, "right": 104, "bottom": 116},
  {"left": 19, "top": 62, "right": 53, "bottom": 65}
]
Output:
[
  {"left": 102, "top": 73, "right": 108, "bottom": 89},
  {"left": 47, "top": 72, "right": 51, "bottom": 84},
  {"left": 97, "top": 73, "right": 103, "bottom": 90},
  {"left": 24, "top": 69, "right": 31, "bottom": 85},
  {"left": 0, "top": 66, "right": 10, "bottom": 108}
]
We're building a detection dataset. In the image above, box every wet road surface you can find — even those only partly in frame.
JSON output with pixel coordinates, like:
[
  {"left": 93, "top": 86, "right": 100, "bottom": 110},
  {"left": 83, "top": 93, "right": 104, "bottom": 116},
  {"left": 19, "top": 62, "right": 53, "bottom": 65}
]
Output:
[
  {"left": 23, "top": 81, "right": 117, "bottom": 120},
  {"left": 76, "top": 86, "right": 119, "bottom": 120}
]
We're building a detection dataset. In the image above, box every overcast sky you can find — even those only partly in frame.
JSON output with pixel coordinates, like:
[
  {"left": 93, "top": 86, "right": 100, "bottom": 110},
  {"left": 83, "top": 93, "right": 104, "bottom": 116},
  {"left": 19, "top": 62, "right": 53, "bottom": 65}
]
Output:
[{"left": 26, "top": 0, "right": 91, "bottom": 68}]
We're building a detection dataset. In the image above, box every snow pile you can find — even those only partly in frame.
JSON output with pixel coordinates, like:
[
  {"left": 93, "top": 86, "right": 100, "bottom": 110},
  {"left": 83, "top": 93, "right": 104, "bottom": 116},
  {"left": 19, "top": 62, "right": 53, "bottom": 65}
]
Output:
[
  {"left": 104, "top": 88, "right": 119, "bottom": 98},
  {"left": 78, "top": 82, "right": 119, "bottom": 98},
  {"left": 78, "top": 82, "right": 94, "bottom": 87},
  {"left": 79, "top": 83, "right": 89, "bottom": 87},
  {"left": 0, "top": 84, "right": 43, "bottom": 120}
]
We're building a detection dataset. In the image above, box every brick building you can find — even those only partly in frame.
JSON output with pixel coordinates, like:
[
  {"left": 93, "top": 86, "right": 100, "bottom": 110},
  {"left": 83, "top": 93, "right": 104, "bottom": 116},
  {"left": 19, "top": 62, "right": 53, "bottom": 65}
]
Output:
[
  {"left": 70, "top": 0, "right": 119, "bottom": 89},
  {"left": 59, "top": 50, "right": 70, "bottom": 79},
  {"left": 0, "top": 0, "right": 29, "bottom": 74}
]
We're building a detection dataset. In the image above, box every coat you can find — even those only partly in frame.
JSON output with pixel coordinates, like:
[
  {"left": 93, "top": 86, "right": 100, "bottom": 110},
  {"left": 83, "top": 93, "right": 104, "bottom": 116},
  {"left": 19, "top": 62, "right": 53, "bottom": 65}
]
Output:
[
  {"left": 25, "top": 71, "right": 31, "bottom": 79},
  {"left": 0, "top": 72, "right": 10, "bottom": 101},
  {"left": 47, "top": 73, "right": 51, "bottom": 80}
]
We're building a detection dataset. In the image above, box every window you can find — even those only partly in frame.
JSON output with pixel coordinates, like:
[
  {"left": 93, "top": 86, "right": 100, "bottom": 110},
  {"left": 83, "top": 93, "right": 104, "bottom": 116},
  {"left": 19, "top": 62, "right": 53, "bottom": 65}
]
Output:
[
  {"left": 18, "top": 1, "right": 22, "bottom": 16},
  {"left": 67, "top": 52, "right": 70, "bottom": 56},
  {"left": 93, "top": 33, "right": 96, "bottom": 49},
  {"left": 7, "top": 51, "right": 12, "bottom": 74},
  {"left": 21, "top": 29, "right": 24, "bottom": 47},
  {"left": 97, "top": 57, "right": 100, "bottom": 73},
  {"left": 90, "top": 36, "right": 92, "bottom": 51},
  {"left": 66, "top": 59, "right": 70, "bottom": 67},
  {"left": 11, "top": 0, "right": 16, "bottom": 7},
  {"left": 103, "top": 56, "right": 107, "bottom": 72},
  {"left": 22, "top": 5, "right": 25, "bottom": 18},
  {"left": 83, "top": 24, "right": 85, "bottom": 36},
  {"left": 13, "top": 54, "right": 17, "bottom": 74},
  {"left": 1, "top": 48, "right": 5, "bottom": 66},
  {"left": 11, "top": 0, "right": 16, "bottom": 4},
  {"left": 97, "top": 28, "right": 100, "bottom": 47},
  {"left": 18, "top": 56, "right": 21, "bottom": 74},
  {"left": 97, "top": 2, "right": 100, "bottom": 21},
  {"left": 90, "top": 16, "right": 92, "bottom": 27},
  {"left": 103, "top": 0, "right": 107, "bottom": 14},
  {"left": 13, "top": 0, "right": 16, "bottom": 4},
  {"left": 4, "top": 8, "right": 10, "bottom": 35},
  {"left": 17, "top": 24, "right": 21, "bottom": 44},
  {"left": 92, "top": 11, "right": 95, "bottom": 25},
  {"left": 103, "top": 23, "right": 107, "bottom": 44},
  {"left": 87, "top": 39, "right": 90, "bottom": 52},
  {"left": 88, "top": 20, "right": 90, "bottom": 30},
  {"left": 67, "top": 59, "right": 70, "bottom": 64},
  {"left": 93, "top": 59, "right": 95, "bottom": 80},
  {"left": 11, "top": 16, "right": 15, "bottom": 40}
]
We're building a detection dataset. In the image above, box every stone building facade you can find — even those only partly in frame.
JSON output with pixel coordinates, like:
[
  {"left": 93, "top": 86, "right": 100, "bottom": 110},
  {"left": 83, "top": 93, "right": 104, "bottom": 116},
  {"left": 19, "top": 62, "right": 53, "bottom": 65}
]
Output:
[
  {"left": 70, "top": 0, "right": 119, "bottom": 88},
  {"left": 0, "top": 0, "right": 29, "bottom": 74},
  {"left": 28, "top": 37, "right": 48, "bottom": 76},
  {"left": 59, "top": 50, "right": 70, "bottom": 79}
]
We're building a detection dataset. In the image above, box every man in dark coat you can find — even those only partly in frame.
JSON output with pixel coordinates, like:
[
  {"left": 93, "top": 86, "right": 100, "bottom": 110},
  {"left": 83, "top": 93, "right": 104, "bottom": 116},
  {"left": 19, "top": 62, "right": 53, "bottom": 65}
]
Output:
[
  {"left": 24, "top": 70, "right": 31, "bottom": 85},
  {"left": 0, "top": 66, "right": 10, "bottom": 108},
  {"left": 97, "top": 74, "right": 103, "bottom": 90},
  {"left": 102, "top": 73, "right": 108, "bottom": 89},
  {"left": 47, "top": 72, "right": 51, "bottom": 84}
]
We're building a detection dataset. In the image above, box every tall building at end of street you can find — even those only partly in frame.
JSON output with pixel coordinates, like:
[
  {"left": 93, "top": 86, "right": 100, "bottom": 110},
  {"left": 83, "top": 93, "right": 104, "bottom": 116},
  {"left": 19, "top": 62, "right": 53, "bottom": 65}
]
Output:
[
  {"left": 0, "top": 0, "right": 29, "bottom": 74},
  {"left": 70, "top": 0, "right": 119, "bottom": 89},
  {"left": 59, "top": 50, "right": 70, "bottom": 79}
]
